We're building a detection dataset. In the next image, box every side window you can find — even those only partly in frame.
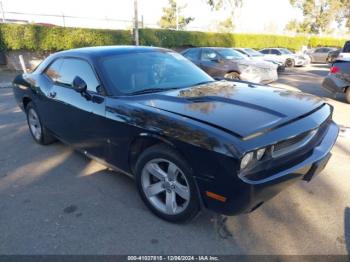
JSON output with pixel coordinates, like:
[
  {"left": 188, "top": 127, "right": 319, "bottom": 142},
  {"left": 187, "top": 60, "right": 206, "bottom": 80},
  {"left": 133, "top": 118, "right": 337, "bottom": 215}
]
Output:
[
  {"left": 58, "top": 58, "right": 100, "bottom": 92},
  {"left": 44, "top": 59, "right": 63, "bottom": 82},
  {"left": 271, "top": 49, "right": 280, "bottom": 55},
  {"left": 183, "top": 49, "right": 200, "bottom": 61},
  {"left": 201, "top": 49, "right": 218, "bottom": 61},
  {"left": 260, "top": 49, "right": 270, "bottom": 54}
]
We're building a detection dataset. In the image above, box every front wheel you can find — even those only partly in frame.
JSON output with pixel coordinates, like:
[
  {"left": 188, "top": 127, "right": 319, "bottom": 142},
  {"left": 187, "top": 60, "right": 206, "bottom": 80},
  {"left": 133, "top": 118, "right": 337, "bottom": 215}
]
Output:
[
  {"left": 135, "top": 144, "right": 200, "bottom": 223},
  {"left": 285, "top": 59, "right": 295, "bottom": 68},
  {"left": 26, "top": 102, "right": 56, "bottom": 145},
  {"left": 224, "top": 72, "right": 240, "bottom": 80}
]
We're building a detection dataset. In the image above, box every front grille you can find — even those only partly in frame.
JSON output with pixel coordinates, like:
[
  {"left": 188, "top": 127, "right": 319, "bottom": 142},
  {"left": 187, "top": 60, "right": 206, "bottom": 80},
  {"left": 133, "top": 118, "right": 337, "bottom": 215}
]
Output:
[
  {"left": 272, "top": 119, "right": 330, "bottom": 158},
  {"left": 274, "top": 131, "right": 311, "bottom": 152}
]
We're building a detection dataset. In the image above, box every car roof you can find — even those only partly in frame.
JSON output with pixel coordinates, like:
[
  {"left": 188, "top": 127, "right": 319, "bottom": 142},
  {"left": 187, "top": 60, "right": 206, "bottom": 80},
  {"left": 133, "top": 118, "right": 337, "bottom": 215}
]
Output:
[{"left": 54, "top": 45, "right": 171, "bottom": 58}]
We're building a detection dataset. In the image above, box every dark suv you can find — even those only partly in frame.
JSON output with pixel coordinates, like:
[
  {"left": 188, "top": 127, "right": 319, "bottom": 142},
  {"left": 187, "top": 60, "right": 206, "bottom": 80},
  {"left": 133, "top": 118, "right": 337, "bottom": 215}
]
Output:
[{"left": 322, "top": 41, "right": 350, "bottom": 103}]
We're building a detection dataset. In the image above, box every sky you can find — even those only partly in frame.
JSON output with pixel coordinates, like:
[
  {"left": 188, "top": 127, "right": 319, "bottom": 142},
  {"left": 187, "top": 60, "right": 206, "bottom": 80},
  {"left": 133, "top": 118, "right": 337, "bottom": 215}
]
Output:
[{"left": 0, "top": 0, "right": 302, "bottom": 34}]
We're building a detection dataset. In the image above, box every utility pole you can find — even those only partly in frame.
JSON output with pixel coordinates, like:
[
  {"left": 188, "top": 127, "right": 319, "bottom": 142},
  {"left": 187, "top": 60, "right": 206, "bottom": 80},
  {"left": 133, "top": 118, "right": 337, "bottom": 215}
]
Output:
[
  {"left": 61, "top": 12, "right": 66, "bottom": 27},
  {"left": 133, "top": 0, "right": 139, "bottom": 46},
  {"left": 0, "top": 1, "right": 5, "bottom": 23},
  {"left": 175, "top": 0, "right": 179, "bottom": 30}
]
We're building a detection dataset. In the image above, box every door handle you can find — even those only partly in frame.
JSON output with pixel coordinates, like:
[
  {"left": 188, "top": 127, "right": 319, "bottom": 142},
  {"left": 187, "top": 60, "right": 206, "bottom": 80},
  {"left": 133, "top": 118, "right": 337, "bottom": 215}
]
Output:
[{"left": 49, "top": 91, "right": 56, "bottom": 98}]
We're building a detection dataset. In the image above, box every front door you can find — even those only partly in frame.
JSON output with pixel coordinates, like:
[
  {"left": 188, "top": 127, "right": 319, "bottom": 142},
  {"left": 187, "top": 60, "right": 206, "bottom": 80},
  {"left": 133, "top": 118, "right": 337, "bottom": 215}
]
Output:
[
  {"left": 199, "top": 49, "right": 224, "bottom": 77},
  {"left": 44, "top": 57, "right": 109, "bottom": 160}
]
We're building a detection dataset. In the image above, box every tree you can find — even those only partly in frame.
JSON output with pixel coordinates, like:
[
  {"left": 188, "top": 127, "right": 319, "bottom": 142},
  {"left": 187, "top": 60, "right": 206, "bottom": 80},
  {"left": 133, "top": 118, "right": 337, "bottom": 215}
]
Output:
[
  {"left": 287, "top": 0, "right": 350, "bottom": 34},
  {"left": 158, "top": 0, "right": 194, "bottom": 30},
  {"left": 216, "top": 17, "right": 235, "bottom": 32},
  {"left": 285, "top": 19, "right": 312, "bottom": 33},
  {"left": 205, "top": 0, "right": 243, "bottom": 33},
  {"left": 206, "top": 0, "right": 242, "bottom": 11}
]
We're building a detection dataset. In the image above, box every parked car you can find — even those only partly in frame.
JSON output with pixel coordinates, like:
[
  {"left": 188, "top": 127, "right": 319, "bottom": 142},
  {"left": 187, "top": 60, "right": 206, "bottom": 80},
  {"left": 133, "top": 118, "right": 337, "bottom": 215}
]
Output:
[
  {"left": 322, "top": 43, "right": 350, "bottom": 103},
  {"left": 13, "top": 46, "right": 339, "bottom": 222},
  {"left": 234, "top": 48, "right": 285, "bottom": 72},
  {"left": 326, "top": 49, "right": 341, "bottom": 63},
  {"left": 337, "top": 41, "right": 350, "bottom": 61},
  {"left": 307, "top": 47, "right": 339, "bottom": 63},
  {"left": 259, "top": 48, "right": 308, "bottom": 67},
  {"left": 181, "top": 47, "right": 278, "bottom": 84}
]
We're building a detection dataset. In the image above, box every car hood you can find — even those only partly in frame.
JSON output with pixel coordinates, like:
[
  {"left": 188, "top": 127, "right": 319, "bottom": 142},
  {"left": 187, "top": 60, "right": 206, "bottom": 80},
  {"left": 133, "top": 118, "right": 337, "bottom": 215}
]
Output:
[{"left": 139, "top": 81, "right": 324, "bottom": 139}]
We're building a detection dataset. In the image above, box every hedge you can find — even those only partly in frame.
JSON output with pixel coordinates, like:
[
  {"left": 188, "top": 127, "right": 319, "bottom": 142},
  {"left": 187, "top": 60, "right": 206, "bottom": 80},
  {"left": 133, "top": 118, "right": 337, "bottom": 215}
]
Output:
[
  {"left": 0, "top": 24, "right": 347, "bottom": 52},
  {"left": 139, "top": 29, "right": 312, "bottom": 51},
  {"left": 0, "top": 24, "right": 132, "bottom": 51},
  {"left": 308, "top": 36, "right": 346, "bottom": 48}
]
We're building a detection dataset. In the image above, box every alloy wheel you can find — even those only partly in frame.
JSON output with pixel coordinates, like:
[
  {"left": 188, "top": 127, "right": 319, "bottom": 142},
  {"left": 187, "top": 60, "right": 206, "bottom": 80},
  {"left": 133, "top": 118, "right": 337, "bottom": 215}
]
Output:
[
  {"left": 28, "top": 108, "right": 42, "bottom": 141},
  {"left": 141, "top": 158, "right": 190, "bottom": 215}
]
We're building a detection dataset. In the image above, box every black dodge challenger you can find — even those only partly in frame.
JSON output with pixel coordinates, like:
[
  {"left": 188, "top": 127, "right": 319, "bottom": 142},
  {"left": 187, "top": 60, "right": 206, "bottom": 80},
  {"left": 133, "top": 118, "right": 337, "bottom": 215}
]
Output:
[{"left": 13, "top": 46, "right": 339, "bottom": 222}]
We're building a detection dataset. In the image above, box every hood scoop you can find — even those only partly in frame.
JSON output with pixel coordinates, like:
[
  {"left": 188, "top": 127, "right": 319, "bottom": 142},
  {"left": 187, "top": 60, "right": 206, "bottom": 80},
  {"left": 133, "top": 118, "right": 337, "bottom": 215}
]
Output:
[{"left": 185, "top": 95, "right": 286, "bottom": 118}]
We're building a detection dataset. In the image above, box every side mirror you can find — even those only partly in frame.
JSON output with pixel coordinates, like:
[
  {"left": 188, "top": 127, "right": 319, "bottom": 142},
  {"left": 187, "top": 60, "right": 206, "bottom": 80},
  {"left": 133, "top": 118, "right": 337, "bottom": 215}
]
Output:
[{"left": 72, "top": 76, "right": 87, "bottom": 93}]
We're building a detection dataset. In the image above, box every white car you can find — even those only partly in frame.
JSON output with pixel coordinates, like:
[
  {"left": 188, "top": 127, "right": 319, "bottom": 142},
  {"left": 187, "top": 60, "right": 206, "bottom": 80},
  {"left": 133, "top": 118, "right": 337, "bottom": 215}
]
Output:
[
  {"left": 234, "top": 48, "right": 285, "bottom": 72},
  {"left": 259, "top": 48, "right": 309, "bottom": 67}
]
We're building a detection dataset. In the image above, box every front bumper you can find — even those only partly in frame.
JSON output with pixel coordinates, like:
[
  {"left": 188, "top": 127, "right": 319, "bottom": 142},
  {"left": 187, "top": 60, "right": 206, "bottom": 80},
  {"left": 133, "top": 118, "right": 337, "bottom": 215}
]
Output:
[
  {"left": 240, "top": 69, "right": 278, "bottom": 84},
  {"left": 295, "top": 58, "right": 309, "bottom": 66},
  {"left": 200, "top": 121, "right": 339, "bottom": 216}
]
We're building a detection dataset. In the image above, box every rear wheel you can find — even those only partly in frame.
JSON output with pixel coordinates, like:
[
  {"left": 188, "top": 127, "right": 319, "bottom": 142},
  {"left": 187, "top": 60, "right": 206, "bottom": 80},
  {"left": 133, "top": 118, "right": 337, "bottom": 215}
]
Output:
[
  {"left": 26, "top": 102, "right": 56, "bottom": 145},
  {"left": 346, "top": 87, "right": 350, "bottom": 104},
  {"left": 135, "top": 144, "right": 200, "bottom": 223},
  {"left": 224, "top": 71, "right": 240, "bottom": 80},
  {"left": 285, "top": 59, "right": 295, "bottom": 68}
]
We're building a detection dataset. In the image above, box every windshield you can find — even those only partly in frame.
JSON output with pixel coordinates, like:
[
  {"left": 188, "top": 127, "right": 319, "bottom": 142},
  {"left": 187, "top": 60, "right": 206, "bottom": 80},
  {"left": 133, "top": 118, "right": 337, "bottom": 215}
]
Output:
[
  {"left": 279, "top": 48, "right": 293, "bottom": 54},
  {"left": 99, "top": 51, "right": 214, "bottom": 95},
  {"left": 216, "top": 48, "right": 246, "bottom": 60},
  {"left": 243, "top": 48, "right": 263, "bottom": 57}
]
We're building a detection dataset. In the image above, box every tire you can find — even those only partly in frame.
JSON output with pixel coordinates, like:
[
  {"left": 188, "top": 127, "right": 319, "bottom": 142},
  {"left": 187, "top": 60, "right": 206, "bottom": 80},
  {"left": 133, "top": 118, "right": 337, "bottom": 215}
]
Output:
[
  {"left": 224, "top": 71, "right": 240, "bottom": 80},
  {"left": 346, "top": 87, "right": 350, "bottom": 104},
  {"left": 26, "top": 102, "right": 56, "bottom": 145},
  {"left": 135, "top": 144, "right": 201, "bottom": 223},
  {"left": 285, "top": 59, "right": 295, "bottom": 68}
]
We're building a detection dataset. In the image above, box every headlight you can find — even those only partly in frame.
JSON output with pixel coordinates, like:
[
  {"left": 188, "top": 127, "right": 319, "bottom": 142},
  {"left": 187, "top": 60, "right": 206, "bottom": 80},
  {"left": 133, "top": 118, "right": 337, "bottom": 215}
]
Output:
[
  {"left": 240, "top": 152, "right": 254, "bottom": 170},
  {"left": 240, "top": 147, "right": 266, "bottom": 170},
  {"left": 256, "top": 148, "right": 266, "bottom": 160}
]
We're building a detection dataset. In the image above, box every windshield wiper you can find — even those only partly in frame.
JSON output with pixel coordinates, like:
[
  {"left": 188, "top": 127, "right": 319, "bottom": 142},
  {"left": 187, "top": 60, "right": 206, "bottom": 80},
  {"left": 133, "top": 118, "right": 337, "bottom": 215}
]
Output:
[{"left": 130, "top": 87, "right": 181, "bottom": 95}]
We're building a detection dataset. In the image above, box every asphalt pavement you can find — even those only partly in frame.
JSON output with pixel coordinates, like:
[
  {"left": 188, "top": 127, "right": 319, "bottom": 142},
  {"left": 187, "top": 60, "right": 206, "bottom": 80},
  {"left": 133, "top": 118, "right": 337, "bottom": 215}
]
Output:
[{"left": 0, "top": 65, "right": 349, "bottom": 255}]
